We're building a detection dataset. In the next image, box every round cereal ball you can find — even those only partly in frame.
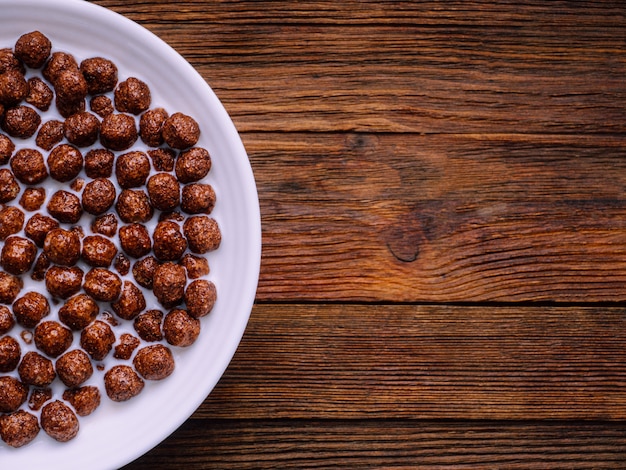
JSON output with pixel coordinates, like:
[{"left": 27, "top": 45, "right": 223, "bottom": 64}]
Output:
[
  {"left": 148, "top": 147, "right": 176, "bottom": 172},
  {"left": 181, "top": 183, "right": 216, "bottom": 214},
  {"left": 43, "top": 51, "right": 78, "bottom": 84},
  {"left": 80, "top": 56, "right": 118, "bottom": 95},
  {"left": 81, "top": 235, "right": 117, "bottom": 267},
  {"left": 54, "top": 68, "right": 88, "bottom": 103},
  {"left": 25, "top": 213, "right": 59, "bottom": 247},
  {"left": 147, "top": 172, "right": 180, "bottom": 212},
  {"left": 104, "top": 364, "right": 144, "bottom": 402},
  {"left": 56, "top": 96, "right": 85, "bottom": 119},
  {"left": 58, "top": 294, "right": 99, "bottom": 331},
  {"left": 133, "top": 344, "right": 175, "bottom": 381},
  {"left": 0, "top": 168, "right": 20, "bottom": 203},
  {"left": 181, "top": 253, "right": 210, "bottom": 279},
  {"left": 56, "top": 349, "right": 93, "bottom": 388},
  {"left": 83, "top": 268, "right": 122, "bottom": 302},
  {"left": 80, "top": 319, "right": 115, "bottom": 361},
  {"left": 84, "top": 148, "right": 114, "bottom": 178},
  {"left": 116, "top": 189, "right": 154, "bottom": 224},
  {"left": 10, "top": 148, "right": 48, "bottom": 185},
  {"left": 0, "top": 306, "right": 15, "bottom": 334},
  {"left": 132, "top": 255, "right": 159, "bottom": 289},
  {"left": 162, "top": 112, "right": 200, "bottom": 149},
  {"left": 185, "top": 279, "right": 217, "bottom": 319},
  {"left": 15, "top": 31, "right": 52, "bottom": 68},
  {"left": 0, "top": 336, "right": 21, "bottom": 372},
  {"left": 0, "top": 206, "right": 24, "bottom": 242},
  {"left": 36, "top": 119, "right": 64, "bottom": 150},
  {"left": 112, "top": 281, "right": 146, "bottom": 321},
  {"left": 47, "top": 190, "right": 83, "bottom": 224},
  {"left": 0, "top": 272, "right": 22, "bottom": 305},
  {"left": 47, "top": 144, "right": 83, "bottom": 182},
  {"left": 153, "top": 262, "right": 187, "bottom": 309},
  {"left": 0, "top": 376, "right": 28, "bottom": 412},
  {"left": 12, "top": 291, "right": 50, "bottom": 328},
  {"left": 119, "top": 223, "right": 152, "bottom": 259},
  {"left": 114, "top": 253, "right": 131, "bottom": 276},
  {"left": 133, "top": 309, "right": 163, "bottom": 342},
  {"left": 0, "top": 409, "right": 40, "bottom": 448},
  {"left": 175, "top": 147, "right": 211, "bottom": 183},
  {"left": 64, "top": 111, "right": 101, "bottom": 147},
  {"left": 2, "top": 105, "right": 41, "bottom": 139},
  {"left": 139, "top": 107, "right": 168, "bottom": 147},
  {"left": 0, "top": 134, "right": 15, "bottom": 164},
  {"left": 163, "top": 308, "right": 200, "bottom": 347},
  {"left": 0, "top": 48, "right": 24, "bottom": 74},
  {"left": 183, "top": 216, "right": 222, "bottom": 254},
  {"left": 0, "top": 69, "right": 29, "bottom": 107},
  {"left": 62, "top": 385, "right": 101, "bottom": 417},
  {"left": 34, "top": 321, "right": 73, "bottom": 358},
  {"left": 99, "top": 113, "right": 138, "bottom": 151},
  {"left": 114, "top": 77, "right": 151, "bottom": 115},
  {"left": 28, "top": 387, "right": 53, "bottom": 411},
  {"left": 90, "top": 94, "right": 114, "bottom": 117},
  {"left": 44, "top": 228, "right": 81, "bottom": 266},
  {"left": 113, "top": 333, "right": 140, "bottom": 360},
  {"left": 45, "top": 266, "right": 84, "bottom": 300},
  {"left": 82, "top": 178, "right": 116, "bottom": 215},
  {"left": 40, "top": 400, "right": 79, "bottom": 443},
  {"left": 153, "top": 220, "right": 187, "bottom": 262},
  {"left": 18, "top": 351, "right": 56, "bottom": 387},
  {"left": 0, "top": 236, "right": 37, "bottom": 275},
  {"left": 26, "top": 76, "right": 53, "bottom": 111},
  {"left": 115, "top": 150, "right": 150, "bottom": 189},
  {"left": 91, "top": 213, "right": 118, "bottom": 237},
  {"left": 19, "top": 187, "right": 46, "bottom": 211}
]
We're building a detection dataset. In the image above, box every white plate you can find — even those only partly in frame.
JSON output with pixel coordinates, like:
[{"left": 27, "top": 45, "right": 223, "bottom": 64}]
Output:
[{"left": 0, "top": 1, "right": 261, "bottom": 468}]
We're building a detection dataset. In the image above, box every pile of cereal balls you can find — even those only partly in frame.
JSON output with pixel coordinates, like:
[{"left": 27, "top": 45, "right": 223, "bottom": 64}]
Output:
[{"left": 0, "top": 31, "right": 221, "bottom": 447}]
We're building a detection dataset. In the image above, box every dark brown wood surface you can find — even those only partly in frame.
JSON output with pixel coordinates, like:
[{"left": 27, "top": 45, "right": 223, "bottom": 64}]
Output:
[{"left": 84, "top": 1, "right": 626, "bottom": 467}]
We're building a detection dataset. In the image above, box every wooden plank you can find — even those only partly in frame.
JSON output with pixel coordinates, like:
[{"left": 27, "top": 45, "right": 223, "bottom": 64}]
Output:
[
  {"left": 200, "top": 304, "right": 626, "bottom": 420},
  {"left": 248, "top": 133, "right": 626, "bottom": 302},
  {"left": 123, "top": 418, "right": 626, "bottom": 469}
]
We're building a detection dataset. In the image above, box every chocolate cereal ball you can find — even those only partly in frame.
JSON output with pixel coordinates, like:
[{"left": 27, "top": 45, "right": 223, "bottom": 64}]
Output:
[
  {"left": 181, "top": 183, "right": 216, "bottom": 214},
  {"left": 114, "top": 253, "right": 130, "bottom": 276},
  {"left": 25, "top": 213, "right": 59, "bottom": 247},
  {"left": 80, "top": 57, "right": 118, "bottom": 95},
  {"left": 147, "top": 173, "right": 180, "bottom": 212},
  {"left": 90, "top": 94, "right": 114, "bottom": 117},
  {"left": 0, "top": 134, "right": 15, "bottom": 164},
  {"left": 0, "top": 48, "right": 24, "bottom": 74},
  {"left": 47, "top": 190, "right": 83, "bottom": 224},
  {"left": 132, "top": 255, "right": 159, "bottom": 289},
  {"left": 2, "top": 105, "right": 41, "bottom": 139},
  {"left": 82, "top": 178, "right": 116, "bottom": 215},
  {"left": 19, "top": 187, "right": 46, "bottom": 211},
  {"left": 34, "top": 321, "right": 73, "bottom": 358},
  {"left": 114, "top": 77, "right": 151, "bottom": 115},
  {"left": 48, "top": 144, "right": 84, "bottom": 182},
  {"left": 11, "top": 148, "right": 48, "bottom": 185},
  {"left": 153, "top": 262, "right": 187, "bottom": 309},
  {"left": 40, "top": 400, "right": 79, "bottom": 443},
  {"left": 133, "top": 344, "right": 175, "bottom": 380},
  {"left": 113, "top": 333, "right": 140, "bottom": 360},
  {"left": 0, "top": 169, "right": 20, "bottom": 203},
  {"left": 56, "top": 96, "right": 85, "bottom": 119},
  {"left": 43, "top": 52, "right": 78, "bottom": 84},
  {"left": 64, "top": 111, "right": 100, "bottom": 147},
  {"left": 139, "top": 107, "right": 168, "bottom": 147},
  {"left": 0, "top": 306, "right": 15, "bottom": 334},
  {"left": 1, "top": 236, "right": 37, "bottom": 275},
  {"left": 44, "top": 228, "right": 81, "bottom": 266},
  {"left": 104, "top": 364, "right": 144, "bottom": 402},
  {"left": 58, "top": 294, "right": 99, "bottom": 331},
  {"left": 91, "top": 213, "right": 118, "bottom": 237},
  {"left": 15, "top": 31, "right": 52, "bottom": 68},
  {"left": 18, "top": 351, "right": 56, "bottom": 387},
  {"left": 80, "top": 320, "right": 115, "bottom": 361},
  {"left": 81, "top": 235, "right": 117, "bottom": 267},
  {"left": 54, "top": 68, "right": 88, "bottom": 103},
  {"left": 56, "top": 349, "right": 93, "bottom": 388},
  {"left": 163, "top": 308, "right": 200, "bottom": 347},
  {"left": 162, "top": 112, "right": 200, "bottom": 149},
  {"left": 0, "top": 272, "right": 22, "bottom": 304},
  {"left": 175, "top": 147, "right": 211, "bottom": 183},
  {"left": 0, "top": 410, "right": 40, "bottom": 448},
  {"left": 83, "top": 268, "right": 122, "bottom": 302},
  {"left": 27, "top": 387, "right": 52, "bottom": 411},
  {"left": 153, "top": 220, "right": 187, "bottom": 262},
  {"left": 62, "top": 386, "right": 101, "bottom": 417},
  {"left": 112, "top": 281, "right": 146, "bottom": 321},
  {"left": 84, "top": 148, "right": 114, "bottom": 178},
  {"left": 116, "top": 150, "right": 150, "bottom": 189},
  {"left": 116, "top": 189, "right": 153, "bottom": 224},
  {"left": 134, "top": 309, "right": 163, "bottom": 342},
  {"left": 0, "top": 206, "right": 24, "bottom": 241},
  {"left": 13, "top": 292, "right": 50, "bottom": 328},
  {"left": 36, "top": 119, "right": 64, "bottom": 150},
  {"left": 30, "top": 252, "right": 50, "bottom": 282},
  {"left": 26, "top": 76, "right": 53, "bottom": 111},
  {"left": 100, "top": 113, "right": 137, "bottom": 151},
  {"left": 185, "top": 279, "right": 217, "bottom": 318},
  {"left": 0, "top": 69, "right": 29, "bottom": 107},
  {"left": 119, "top": 223, "right": 152, "bottom": 259},
  {"left": 148, "top": 147, "right": 176, "bottom": 172},
  {"left": 181, "top": 253, "right": 210, "bottom": 279},
  {"left": 183, "top": 216, "right": 221, "bottom": 254},
  {"left": 45, "top": 266, "right": 84, "bottom": 300},
  {"left": 0, "top": 336, "right": 21, "bottom": 372},
  {"left": 0, "top": 376, "right": 28, "bottom": 413}
]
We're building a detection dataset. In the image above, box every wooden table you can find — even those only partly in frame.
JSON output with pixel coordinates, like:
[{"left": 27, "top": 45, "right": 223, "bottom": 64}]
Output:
[{"left": 89, "top": 1, "right": 626, "bottom": 468}]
